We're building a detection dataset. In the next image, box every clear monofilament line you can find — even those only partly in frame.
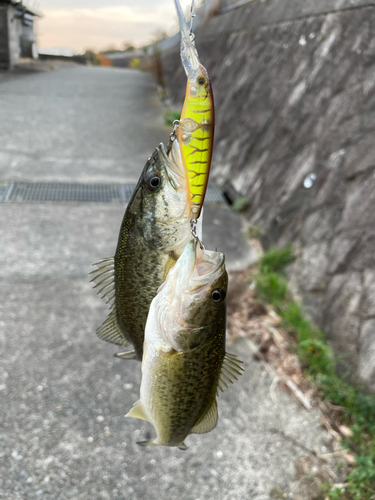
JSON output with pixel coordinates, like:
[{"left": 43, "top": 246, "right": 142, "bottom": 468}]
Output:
[{"left": 189, "top": 0, "right": 196, "bottom": 36}]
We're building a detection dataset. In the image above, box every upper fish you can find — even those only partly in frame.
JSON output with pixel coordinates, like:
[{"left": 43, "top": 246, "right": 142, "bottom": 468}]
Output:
[
  {"left": 126, "top": 238, "right": 243, "bottom": 449},
  {"left": 90, "top": 141, "right": 193, "bottom": 361},
  {"left": 174, "top": 0, "right": 215, "bottom": 220}
]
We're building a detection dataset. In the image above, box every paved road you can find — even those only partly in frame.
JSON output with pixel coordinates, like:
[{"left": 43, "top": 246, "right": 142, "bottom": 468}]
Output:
[
  {"left": 0, "top": 65, "right": 166, "bottom": 183},
  {"left": 0, "top": 65, "right": 328, "bottom": 500}
]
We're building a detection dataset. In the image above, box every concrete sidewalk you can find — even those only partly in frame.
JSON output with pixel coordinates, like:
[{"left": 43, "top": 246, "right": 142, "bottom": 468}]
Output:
[{"left": 1, "top": 65, "right": 331, "bottom": 500}]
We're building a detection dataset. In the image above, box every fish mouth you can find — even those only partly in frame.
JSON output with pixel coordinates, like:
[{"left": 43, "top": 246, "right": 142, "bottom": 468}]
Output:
[
  {"left": 158, "top": 142, "right": 187, "bottom": 190},
  {"left": 174, "top": 0, "right": 200, "bottom": 78},
  {"left": 154, "top": 239, "right": 225, "bottom": 348},
  {"left": 189, "top": 240, "right": 225, "bottom": 293},
  {"left": 158, "top": 238, "right": 224, "bottom": 297}
]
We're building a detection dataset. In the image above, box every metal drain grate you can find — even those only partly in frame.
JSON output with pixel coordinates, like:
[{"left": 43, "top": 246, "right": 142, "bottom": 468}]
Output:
[
  {"left": 0, "top": 182, "right": 227, "bottom": 205},
  {"left": 8, "top": 183, "right": 123, "bottom": 203},
  {"left": 0, "top": 183, "right": 14, "bottom": 202}
]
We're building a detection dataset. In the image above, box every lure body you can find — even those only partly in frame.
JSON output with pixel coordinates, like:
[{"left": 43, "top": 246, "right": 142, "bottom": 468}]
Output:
[{"left": 175, "top": 0, "right": 214, "bottom": 220}]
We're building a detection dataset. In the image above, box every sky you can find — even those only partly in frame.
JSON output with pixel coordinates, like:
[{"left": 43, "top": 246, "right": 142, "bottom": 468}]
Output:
[{"left": 33, "top": 0, "right": 200, "bottom": 53}]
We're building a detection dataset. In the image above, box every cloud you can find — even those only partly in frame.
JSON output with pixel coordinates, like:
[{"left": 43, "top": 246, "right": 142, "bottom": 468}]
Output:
[{"left": 37, "top": 0, "right": 196, "bottom": 52}]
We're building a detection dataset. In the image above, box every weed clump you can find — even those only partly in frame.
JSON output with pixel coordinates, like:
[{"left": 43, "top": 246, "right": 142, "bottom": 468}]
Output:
[
  {"left": 255, "top": 245, "right": 375, "bottom": 500},
  {"left": 231, "top": 196, "right": 251, "bottom": 213},
  {"left": 164, "top": 109, "right": 181, "bottom": 126}
]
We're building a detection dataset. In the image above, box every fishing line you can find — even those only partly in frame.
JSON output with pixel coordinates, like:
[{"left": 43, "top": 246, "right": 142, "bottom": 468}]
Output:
[{"left": 189, "top": 0, "right": 196, "bottom": 41}]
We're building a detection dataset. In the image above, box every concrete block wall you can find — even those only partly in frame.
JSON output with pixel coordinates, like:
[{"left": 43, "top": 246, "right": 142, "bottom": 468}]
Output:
[
  {"left": 0, "top": 5, "right": 9, "bottom": 69},
  {"left": 160, "top": 0, "right": 375, "bottom": 389}
]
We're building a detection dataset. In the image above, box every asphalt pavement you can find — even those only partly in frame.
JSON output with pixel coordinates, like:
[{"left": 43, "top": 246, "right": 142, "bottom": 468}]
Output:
[{"left": 0, "top": 65, "right": 331, "bottom": 500}]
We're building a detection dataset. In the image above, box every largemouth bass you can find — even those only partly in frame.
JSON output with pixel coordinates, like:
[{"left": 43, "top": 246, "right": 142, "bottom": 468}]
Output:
[
  {"left": 175, "top": 0, "right": 214, "bottom": 220},
  {"left": 90, "top": 141, "right": 192, "bottom": 361},
  {"left": 126, "top": 238, "right": 243, "bottom": 449}
]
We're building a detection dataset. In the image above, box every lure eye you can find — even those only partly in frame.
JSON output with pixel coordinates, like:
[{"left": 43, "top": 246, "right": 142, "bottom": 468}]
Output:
[
  {"left": 211, "top": 289, "right": 226, "bottom": 305},
  {"left": 145, "top": 172, "right": 161, "bottom": 192},
  {"left": 197, "top": 75, "right": 207, "bottom": 86}
]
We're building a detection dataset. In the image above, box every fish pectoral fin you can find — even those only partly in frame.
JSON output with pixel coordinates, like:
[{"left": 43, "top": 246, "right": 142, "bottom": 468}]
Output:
[
  {"left": 97, "top": 310, "right": 130, "bottom": 348},
  {"left": 125, "top": 400, "right": 149, "bottom": 421},
  {"left": 217, "top": 352, "right": 244, "bottom": 394},
  {"left": 163, "top": 253, "right": 178, "bottom": 281},
  {"left": 115, "top": 350, "right": 136, "bottom": 360},
  {"left": 189, "top": 398, "right": 218, "bottom": 435}
]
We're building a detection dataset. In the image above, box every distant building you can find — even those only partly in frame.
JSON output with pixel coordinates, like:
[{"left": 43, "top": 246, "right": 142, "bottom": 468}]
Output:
[{"left": 0, "top": 0, "right": 40, "bottom": 70}]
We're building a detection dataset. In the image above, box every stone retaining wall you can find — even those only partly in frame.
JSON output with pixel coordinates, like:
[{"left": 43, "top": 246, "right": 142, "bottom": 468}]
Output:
[{"left": 160, "top": 0, "right": 375, "bottom": 389}]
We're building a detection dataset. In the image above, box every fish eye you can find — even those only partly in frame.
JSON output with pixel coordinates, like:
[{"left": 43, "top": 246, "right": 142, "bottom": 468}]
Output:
[
  {"left": 211, "top": 289, "right": 226, "bottom": 304},
  {"left": 145, "top": 171, "right": 161, "bottom": 191},
  {"left": 197, "top": 75, "right": 206, "bottom": 86}
]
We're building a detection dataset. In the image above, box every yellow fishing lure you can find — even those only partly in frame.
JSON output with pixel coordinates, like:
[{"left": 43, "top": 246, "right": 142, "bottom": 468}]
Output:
[{"left": 175, "top": 0, "right": 214, "bottom": 220}]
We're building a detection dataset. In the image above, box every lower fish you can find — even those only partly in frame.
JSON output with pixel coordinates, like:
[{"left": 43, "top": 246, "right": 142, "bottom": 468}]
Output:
[
  {"left": 90, "top": 141, "right": 192, "bottom": 361},
  {"left": 126, "top": 238, "right": 243, "bottom": 449}
]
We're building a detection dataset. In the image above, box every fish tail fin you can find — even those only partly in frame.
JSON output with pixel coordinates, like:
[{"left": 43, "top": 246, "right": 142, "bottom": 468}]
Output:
[
  {"left": 137, "top": 440, "right": 158, "bottom": 448},
  {"left": 115, "top": 350, "right": 136, "bottom": 360},
  {"left": 136, "top": 440, "right": 188, "bottom": 450}
]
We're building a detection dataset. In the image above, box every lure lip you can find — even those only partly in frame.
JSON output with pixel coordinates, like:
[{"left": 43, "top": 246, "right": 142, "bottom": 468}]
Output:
[{"left": 174, "top": 0, "right": 200, "bottom": 78}]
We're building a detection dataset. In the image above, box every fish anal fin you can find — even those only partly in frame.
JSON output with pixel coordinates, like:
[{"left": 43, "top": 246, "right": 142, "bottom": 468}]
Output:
[
  {"left": 97, "top": 310, "right": 130, "bottom": 347},
  {"left": 178, "top": 442, "right": 188, "bottom": 451},
  {"left": 190, "top": 398, "right": 218, "bottom": 435},
  {"left": 115, "top": 350, "right": 136, "bottom": 360},
  {"left": 125, "top": 400, "right": 149, "bottom": 421}
]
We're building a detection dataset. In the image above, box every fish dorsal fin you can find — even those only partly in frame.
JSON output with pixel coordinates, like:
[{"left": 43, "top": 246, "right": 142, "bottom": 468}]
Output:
[
  {"left": 90, "top": 258, "right": 116, "bottom": 308},
  {"left": 125, "top": 400, "right": 149, "bottom": 421},
  {"left": 97, "top": 310, "right": 130, "bottom": 347},
  {"left": 90, "top": 258, "right": 130, "bottom": 349},
  {"left": 217, "top": 353, "right": 244, "bottom": 394},
  {"left": 190, "top": 398, "right": 218, "bottom": 435}
]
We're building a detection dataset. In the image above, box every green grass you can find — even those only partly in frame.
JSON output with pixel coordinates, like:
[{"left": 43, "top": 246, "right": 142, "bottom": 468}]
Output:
[
  {"left": 260, "top": 245, "right": 295, "bottom": 273},
  {"left": 164, "top": 109, "right": 181, "bottom": 126},
  {"left": 254, "top": 246, "right": 375, "bottom": 500},
  {"left": 231, "top": 196, "right": 251, "bottom": 213}
]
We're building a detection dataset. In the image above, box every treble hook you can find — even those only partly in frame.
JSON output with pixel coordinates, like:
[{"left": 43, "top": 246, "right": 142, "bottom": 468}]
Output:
[
  {"left": 166, "top": 119, "right": 180, "bottom": 154},
  {"left": 190, "top": 218, "right": 205, "bottom": 250}
]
